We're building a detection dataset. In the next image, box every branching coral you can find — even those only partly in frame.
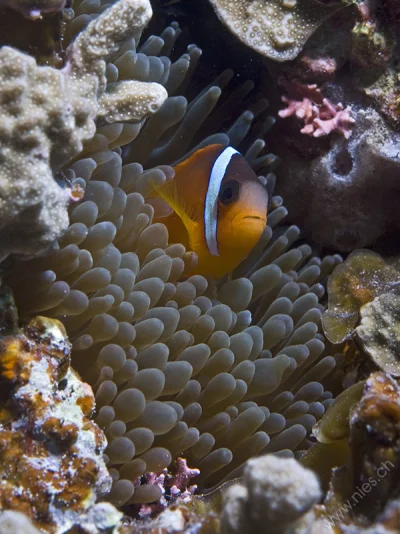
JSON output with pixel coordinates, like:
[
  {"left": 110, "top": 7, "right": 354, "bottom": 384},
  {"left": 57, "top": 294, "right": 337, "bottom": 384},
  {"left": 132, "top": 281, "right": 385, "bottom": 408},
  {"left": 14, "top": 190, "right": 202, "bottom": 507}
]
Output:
[
  {"left": 0, "top": 0, "right": 167, "bottom": 259},
  {"left": 5, "top": 3, "right": 343, "bottom": 511},
  {"left": 207, "top": 0, "right": 347, "bottom": 62},
  {"left": 278, "top": 79, "right": 355, "bottom": 138}
]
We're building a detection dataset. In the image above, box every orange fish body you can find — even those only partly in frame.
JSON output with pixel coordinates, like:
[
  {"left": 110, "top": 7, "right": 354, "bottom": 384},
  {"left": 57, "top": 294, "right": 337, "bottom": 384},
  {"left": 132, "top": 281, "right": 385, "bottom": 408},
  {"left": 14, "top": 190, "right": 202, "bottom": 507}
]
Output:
[{"left": 150, "top": 144, "right": 269, "bottom": 278}]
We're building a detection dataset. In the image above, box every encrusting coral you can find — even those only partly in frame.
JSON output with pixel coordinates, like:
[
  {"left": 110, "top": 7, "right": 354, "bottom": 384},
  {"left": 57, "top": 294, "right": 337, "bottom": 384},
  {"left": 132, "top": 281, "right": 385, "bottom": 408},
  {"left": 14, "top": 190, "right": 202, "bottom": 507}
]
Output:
[
  {"left": 243, "top": 372, "right": 400, "bottom": 534},
  {"left": 319, "top": 249, "right": 400, "bottom": 388},
  {"left": 321, "top": 249, "right": 400, "bottom": 346},
  {"left": 0, "top": 0, "right": 167, "bottom": 260},
  {"left": 0, "top": 296, "right": 123, "bottom": 533},
  {"left": 207, "top": 0, "right": 347, "bottom": 62},
  {"left": 5, "top": 0, "right": 344, "bottom": 513},
  {"left": 365, "top": 67, "right": 400, "bottom": 130}
]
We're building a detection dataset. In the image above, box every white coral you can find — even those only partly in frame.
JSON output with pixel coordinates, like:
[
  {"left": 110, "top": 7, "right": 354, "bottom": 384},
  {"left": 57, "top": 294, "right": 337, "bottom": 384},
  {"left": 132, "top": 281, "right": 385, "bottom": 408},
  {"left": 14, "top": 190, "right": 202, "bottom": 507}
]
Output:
[
  {"left": 221, "top": 454, "right": 322, "bottom": 534},
  {"left": 0, "top": 0, "right": 167, "bottom": 259}
]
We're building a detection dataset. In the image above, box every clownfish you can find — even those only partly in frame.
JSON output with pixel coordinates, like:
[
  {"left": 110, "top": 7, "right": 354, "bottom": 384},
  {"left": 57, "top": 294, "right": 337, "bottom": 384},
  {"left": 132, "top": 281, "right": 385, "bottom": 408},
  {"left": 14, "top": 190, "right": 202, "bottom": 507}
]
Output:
[{"left": 150, "top": 144, "right": 269, "bottom": 278}]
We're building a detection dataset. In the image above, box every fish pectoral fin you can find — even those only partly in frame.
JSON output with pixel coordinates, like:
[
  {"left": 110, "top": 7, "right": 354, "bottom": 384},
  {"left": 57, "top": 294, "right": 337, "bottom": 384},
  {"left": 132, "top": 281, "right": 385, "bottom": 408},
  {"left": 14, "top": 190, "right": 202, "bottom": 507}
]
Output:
[
  {"left": 146, "top": 197, "right": 174, "bottom": 219},
  {"left": 151, "top": 179, "right": 202, "bottom": 225},
  {"left": 154, "top": 210, "right": 191, "bottom": 250}
]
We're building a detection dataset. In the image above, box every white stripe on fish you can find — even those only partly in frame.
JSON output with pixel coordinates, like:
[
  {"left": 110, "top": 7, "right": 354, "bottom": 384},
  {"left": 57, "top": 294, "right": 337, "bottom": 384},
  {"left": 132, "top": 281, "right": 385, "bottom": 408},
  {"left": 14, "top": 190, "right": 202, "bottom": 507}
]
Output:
[{"left": 204, "top": 146, "right": 239, "bottom": 256}]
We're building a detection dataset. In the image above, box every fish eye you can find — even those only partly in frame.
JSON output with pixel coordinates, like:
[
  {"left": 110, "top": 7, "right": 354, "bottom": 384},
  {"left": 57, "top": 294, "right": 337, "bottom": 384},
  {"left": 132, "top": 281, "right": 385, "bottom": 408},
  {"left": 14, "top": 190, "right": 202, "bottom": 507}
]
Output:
[{"left": 219, "top": 180, "right": 240, "bottom": 205}]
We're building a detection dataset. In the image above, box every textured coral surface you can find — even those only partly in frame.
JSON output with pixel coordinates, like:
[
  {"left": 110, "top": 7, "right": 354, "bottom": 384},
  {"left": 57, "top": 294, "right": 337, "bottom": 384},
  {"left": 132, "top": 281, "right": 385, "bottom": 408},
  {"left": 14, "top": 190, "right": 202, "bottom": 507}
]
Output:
[
  {"left": 208, "top": 0, "right": 345, "bottom": 61},
  {"left": 0, "top": 314, "right": 112, "bottom": 533},
  {"left": 0, "top": 0, "right": 167, "bottom": 259}
]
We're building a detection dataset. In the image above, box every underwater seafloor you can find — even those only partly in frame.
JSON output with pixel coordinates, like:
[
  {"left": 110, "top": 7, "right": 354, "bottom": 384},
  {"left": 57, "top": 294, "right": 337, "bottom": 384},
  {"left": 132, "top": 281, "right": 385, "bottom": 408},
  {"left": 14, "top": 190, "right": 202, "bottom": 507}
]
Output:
[{"left": 0, "top": 0, "right": 399, "bottom": 533}]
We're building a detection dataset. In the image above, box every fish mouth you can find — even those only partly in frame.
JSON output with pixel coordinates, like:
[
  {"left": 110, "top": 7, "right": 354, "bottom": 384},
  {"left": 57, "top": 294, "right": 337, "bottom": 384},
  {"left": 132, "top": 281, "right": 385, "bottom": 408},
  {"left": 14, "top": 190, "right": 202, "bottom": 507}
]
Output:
[{"left": 243, "top": 215, "right": 266, "bottom": 221}]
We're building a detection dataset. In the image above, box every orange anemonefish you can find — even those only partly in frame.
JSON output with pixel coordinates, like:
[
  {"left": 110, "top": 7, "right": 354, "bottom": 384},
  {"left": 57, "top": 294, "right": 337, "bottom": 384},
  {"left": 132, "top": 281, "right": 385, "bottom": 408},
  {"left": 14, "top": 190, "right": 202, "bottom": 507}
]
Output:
[{"left": 149, "top": 144, "right": 269, "bottom": 278}]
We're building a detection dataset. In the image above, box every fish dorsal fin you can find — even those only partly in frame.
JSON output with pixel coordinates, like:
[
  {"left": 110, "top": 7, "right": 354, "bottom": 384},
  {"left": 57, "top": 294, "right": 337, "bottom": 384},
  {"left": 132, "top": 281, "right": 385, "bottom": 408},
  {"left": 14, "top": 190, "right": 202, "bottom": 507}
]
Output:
[{"left": 204, "top": 146, "right": 239, "bottom": 257}]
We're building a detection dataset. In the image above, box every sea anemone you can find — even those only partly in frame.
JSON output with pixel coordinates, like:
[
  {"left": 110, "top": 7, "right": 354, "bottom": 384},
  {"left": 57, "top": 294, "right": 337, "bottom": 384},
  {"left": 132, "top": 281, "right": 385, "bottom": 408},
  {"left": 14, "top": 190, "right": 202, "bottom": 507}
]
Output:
[{"left": 5, "top": 2, "right": 343, "bottom": 508}]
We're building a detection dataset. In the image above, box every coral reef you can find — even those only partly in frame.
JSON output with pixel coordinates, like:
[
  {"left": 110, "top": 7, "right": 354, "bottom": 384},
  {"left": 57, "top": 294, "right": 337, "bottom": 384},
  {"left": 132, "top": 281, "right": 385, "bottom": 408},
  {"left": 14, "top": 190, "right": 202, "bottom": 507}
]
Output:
[
  {"left": 135, "top": 457, "right": 200, "bottom": 518},
  {"left": 0, "top": 506, "right": 125, "bottom": 534},
  {"left": 349, "top": 0, "right": 395, "bottom": 71},
  {"left": 0, "top": 309, "right": 120, "bottom": 533},
  {"left": 5, "top": 5, "right": 343, "bottom": 509},
  {"left": 309, "top": 372, "right": 400, "bottom": 532},
  {"left": 0, "top": 0, "right": 167, "bottom": 259},
  {"left": 207, "top": 0, "right": 347, "bottom": 62},
  {"left": 274, "top": 102, "right": 400, "bottom": 251},
  {"left": 265, "top": 0, "right": 400, "bottom": 251},
  {"left": 220, "top": 454, "right": 322, "bottom": 534}
]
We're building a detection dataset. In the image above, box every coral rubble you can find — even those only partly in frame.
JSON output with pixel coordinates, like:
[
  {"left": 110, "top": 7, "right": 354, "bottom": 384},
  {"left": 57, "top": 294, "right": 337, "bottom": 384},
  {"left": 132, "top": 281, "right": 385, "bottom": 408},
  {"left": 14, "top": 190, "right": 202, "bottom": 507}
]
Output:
[
  {"left": 0, "top": 0, "right": 167, "bottom": 259},
  {"left": 0, "top": 310, "right": 120, "bottom": 533}
]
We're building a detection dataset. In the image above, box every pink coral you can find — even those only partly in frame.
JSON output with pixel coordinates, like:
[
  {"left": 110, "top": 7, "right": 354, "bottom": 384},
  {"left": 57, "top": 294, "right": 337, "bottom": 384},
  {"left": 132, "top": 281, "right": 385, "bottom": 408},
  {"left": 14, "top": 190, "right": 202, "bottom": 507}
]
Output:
[
  {"left": 170, "top": 458, "right": 200, "bottom": 503},
  {"left": 137, "top": 458, "right": 200, "bottom": 519},
  {"left": 278, "top": 79, "right": 355, "bottom": 139}
]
